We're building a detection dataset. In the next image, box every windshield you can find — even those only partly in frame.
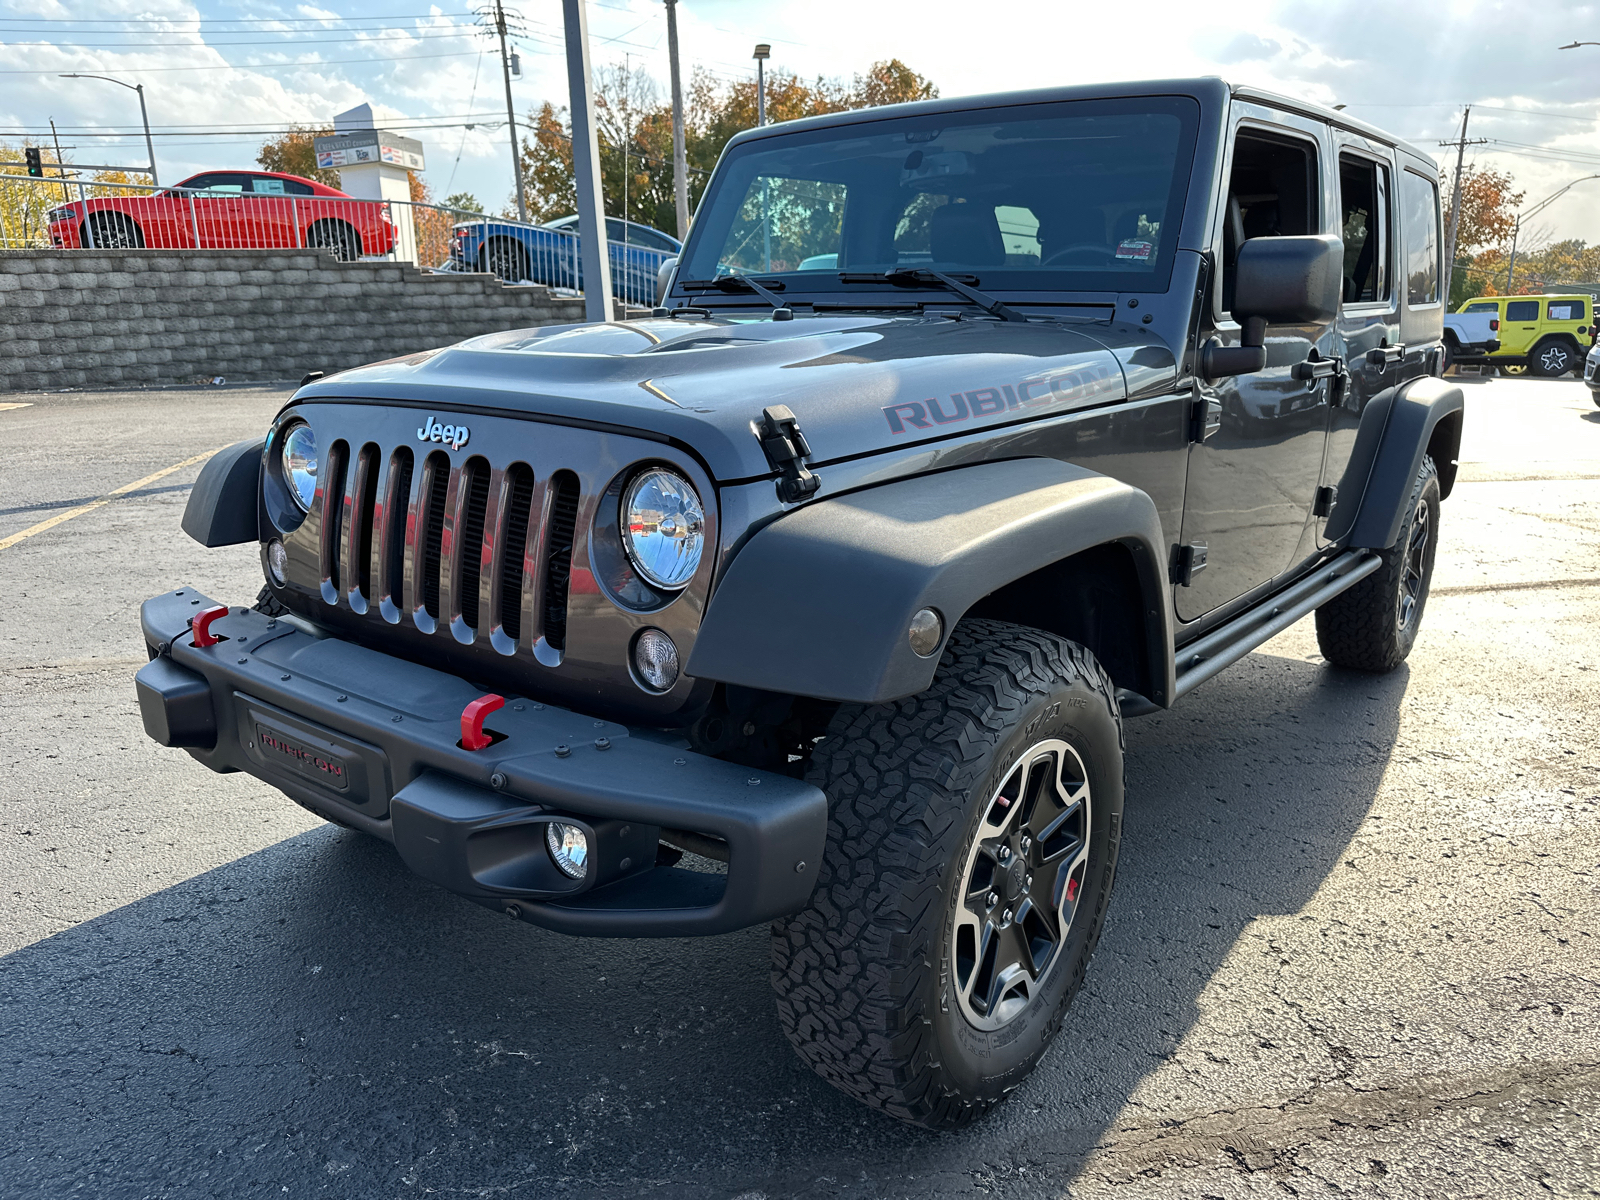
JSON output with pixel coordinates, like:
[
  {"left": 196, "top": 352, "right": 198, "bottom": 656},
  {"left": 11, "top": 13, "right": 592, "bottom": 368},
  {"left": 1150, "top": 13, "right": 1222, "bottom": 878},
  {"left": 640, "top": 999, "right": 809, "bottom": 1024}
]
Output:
[{"left": 679, "top": 96, "right": 1201, "bottom": 298}]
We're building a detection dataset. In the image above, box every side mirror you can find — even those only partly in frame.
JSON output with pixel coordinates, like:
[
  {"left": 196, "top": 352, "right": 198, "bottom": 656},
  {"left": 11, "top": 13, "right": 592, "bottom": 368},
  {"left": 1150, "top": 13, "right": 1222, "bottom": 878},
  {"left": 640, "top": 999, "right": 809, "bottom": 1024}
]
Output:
[
  {"left": 1205, "top": 234, "right": 1344, "bottom": 378},
  {"left": 656, "top": 256, "right": 679, "bottom": 306}
]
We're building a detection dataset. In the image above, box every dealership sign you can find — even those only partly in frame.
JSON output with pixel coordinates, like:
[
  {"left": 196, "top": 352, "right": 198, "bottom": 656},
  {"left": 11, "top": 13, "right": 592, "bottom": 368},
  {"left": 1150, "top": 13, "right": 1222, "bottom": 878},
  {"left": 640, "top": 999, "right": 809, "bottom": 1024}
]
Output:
[{"left": 313, "top": 130, "right": 426, "bottom": 171}]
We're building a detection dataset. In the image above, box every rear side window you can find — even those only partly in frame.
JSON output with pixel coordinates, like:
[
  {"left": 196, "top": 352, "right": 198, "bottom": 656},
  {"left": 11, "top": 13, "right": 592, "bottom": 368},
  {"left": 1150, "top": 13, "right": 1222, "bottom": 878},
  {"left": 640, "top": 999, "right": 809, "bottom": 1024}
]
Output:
[
  {"left": 1400, "top": 169, "right": 1440, "bottom": 306},
  {"left": 1548, "top": 299, "right": 1585, "bottom": 321},
  {"left": 1463, "top": 301, "right": 1498, "bottom": 313},
  {"left": 250, "top": 176, "right": 314, "bottom": 197},
  {"left": 1338, "top": 154, "right": 1389, "bottom": 303},
  {"left": 1505, "top": 300, "right": 1540, "bottom": 323}
]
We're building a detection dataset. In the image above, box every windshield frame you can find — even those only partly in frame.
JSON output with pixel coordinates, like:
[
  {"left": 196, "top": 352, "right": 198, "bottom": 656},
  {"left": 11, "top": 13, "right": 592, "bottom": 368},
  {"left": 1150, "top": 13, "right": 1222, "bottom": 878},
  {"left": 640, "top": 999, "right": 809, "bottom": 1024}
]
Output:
[{"left": 672, "top": 93, "right": 1203, "bottom": 308}]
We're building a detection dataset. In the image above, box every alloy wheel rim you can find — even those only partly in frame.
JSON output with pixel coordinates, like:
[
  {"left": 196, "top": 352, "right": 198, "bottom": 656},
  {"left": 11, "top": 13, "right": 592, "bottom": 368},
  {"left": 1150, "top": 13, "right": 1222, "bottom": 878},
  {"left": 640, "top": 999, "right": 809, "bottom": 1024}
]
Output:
[
  {"left": 1543, "top": 346, "right": 1569, "bottom": 373},
  {"left": 950, "top": 738, "right": 1092, "bottom": 1032},
  {"left": 1397, "top": 494, "right": 1430, "bottom": 631}
]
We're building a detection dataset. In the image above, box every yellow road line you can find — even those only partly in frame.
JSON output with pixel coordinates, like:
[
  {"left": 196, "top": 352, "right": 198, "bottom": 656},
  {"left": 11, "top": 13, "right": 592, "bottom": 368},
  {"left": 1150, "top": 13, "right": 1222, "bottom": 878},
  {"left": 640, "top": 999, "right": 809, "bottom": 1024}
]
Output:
[
  {"left": 0, "top": 447, "right": 223, "bottom": 552},
  {"left": 0, "top": 402, "right": 33, "bottom": 412}
]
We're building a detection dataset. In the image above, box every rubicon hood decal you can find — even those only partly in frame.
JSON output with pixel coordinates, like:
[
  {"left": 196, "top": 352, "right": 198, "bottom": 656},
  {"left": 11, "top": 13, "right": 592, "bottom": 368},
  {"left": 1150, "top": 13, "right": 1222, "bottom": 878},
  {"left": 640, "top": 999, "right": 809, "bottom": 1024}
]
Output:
[{"left": 300, "top": 313, "right": 1176, "bottom": 482}]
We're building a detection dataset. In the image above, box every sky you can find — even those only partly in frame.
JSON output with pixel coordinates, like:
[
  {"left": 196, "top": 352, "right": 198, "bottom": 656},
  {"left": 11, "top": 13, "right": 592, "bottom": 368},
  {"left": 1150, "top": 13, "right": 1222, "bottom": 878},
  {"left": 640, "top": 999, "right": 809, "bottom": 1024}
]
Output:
[{"left": 3, "top": 0, "right": 1599, "bottom": 246}]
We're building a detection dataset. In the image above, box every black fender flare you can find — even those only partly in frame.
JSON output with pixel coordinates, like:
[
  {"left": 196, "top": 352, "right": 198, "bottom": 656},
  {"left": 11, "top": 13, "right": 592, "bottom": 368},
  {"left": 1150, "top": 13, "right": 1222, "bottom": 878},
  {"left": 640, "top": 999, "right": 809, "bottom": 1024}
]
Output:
[
  {"left": 181, "top": 437, "right": 263, "bottom": 547},
  {"left": 686, "top": 458, "right": 1175, "bottom": 706},
  {"left": 1326, "top": 375, "right": 1463, "bottom": 549}
]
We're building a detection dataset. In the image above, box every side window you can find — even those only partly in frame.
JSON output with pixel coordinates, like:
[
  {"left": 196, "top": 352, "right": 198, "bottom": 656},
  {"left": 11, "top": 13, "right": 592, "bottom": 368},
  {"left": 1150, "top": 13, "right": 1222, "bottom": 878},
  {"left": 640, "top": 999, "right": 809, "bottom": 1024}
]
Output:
[
  {"left": 1400, "top": 169, "right": 1440, "bottom": 306},
  {"left": 605, "top": 218, "right": 626, "bottom": 243},
  {"left": 1463, "top": 301, "right": 1499, "bottom": 313},
  {"left": 1337, "top": 154, "right": 1389, "bottom": 304},
  {"left": 1548, "top": 299, "right": 1584, "bottom": 321},
  {"left": 1505, "top": 300, "right": 1540, "bottom": 323},
  {"left": 251, "top": 176, "right": 314, "bottom": 197},
  {"left": 1222, "top": 129, "right": 1319, "bottom": 313}
]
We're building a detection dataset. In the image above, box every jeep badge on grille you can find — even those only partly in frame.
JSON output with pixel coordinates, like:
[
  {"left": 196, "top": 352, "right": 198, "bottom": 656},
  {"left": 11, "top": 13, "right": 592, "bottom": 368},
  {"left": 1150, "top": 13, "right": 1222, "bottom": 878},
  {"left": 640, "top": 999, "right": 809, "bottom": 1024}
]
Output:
[{"left": 417, "top": 416, "right": 470, "bottom": 451}]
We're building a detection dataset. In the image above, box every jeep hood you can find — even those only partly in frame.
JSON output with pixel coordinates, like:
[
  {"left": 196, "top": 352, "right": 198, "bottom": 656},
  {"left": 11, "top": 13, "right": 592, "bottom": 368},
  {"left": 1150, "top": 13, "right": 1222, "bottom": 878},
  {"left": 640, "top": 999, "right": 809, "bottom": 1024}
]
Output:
[{"left": 296, "top": 313, "right": 1177, "bottom": 481}]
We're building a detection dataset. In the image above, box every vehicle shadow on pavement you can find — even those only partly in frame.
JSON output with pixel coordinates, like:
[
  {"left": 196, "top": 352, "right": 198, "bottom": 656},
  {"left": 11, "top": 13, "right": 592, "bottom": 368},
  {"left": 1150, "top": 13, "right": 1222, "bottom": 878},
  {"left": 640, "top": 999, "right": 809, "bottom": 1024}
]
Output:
[{"left": 0, "top": 651, "right": 1406, "bottom": 1200}]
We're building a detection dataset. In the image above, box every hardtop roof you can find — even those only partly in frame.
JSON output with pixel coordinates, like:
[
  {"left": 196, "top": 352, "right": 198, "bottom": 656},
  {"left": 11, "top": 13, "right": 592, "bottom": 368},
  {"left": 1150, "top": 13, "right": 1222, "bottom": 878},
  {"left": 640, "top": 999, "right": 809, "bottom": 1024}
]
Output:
[{"left": 720, "top": 76, "right": 1436, "bottom": 171}]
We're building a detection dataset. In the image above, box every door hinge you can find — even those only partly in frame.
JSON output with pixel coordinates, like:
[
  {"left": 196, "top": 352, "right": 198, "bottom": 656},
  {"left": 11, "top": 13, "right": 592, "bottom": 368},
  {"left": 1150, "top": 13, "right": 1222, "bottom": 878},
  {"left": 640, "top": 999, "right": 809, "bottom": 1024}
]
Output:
[
  {"left": 1313, "top": 485, "right": 1338, "bottom": 518},
  {"left": 756, "top": 405, "right": 821, "bottom": 504},
  {"left": 1170, "top": 543, "right": 1208, "bottom": 587}
]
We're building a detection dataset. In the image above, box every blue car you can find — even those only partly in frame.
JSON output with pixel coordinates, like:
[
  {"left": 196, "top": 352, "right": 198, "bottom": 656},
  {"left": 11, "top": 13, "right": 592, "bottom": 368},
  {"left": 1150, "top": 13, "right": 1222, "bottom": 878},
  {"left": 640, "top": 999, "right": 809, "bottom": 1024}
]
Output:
[{"left": 450, "top": 214, "right": 680, "bottom": 307}]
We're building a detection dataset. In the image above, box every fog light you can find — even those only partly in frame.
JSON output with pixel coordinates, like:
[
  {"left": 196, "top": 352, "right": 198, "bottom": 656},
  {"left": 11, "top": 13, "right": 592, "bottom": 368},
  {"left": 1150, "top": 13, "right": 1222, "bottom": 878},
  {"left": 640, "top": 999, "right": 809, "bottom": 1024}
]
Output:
[
  {"left": 267, "top": 538, "right": 288, "bottom": 586},
  {"left": 633, "top": 627, "right": 680, "bottom": 691},
  {"left": 546, "top": 822, "right": 589, "bottom": 879},
  {"left": 908, "top": 607, "right": 943, "bottom": 657}
]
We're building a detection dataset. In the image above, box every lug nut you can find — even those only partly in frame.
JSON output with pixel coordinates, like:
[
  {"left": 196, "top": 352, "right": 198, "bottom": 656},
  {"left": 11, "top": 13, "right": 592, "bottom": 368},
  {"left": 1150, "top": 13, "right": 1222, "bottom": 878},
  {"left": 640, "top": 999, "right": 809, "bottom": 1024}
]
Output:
[
  {"left": 1002, "top": 908, "right": 1013, "bottom": 923},
  {"left": 998, "top": 846, "right": 1010, "bottom": 862},
  {"left": 1025, "top": 874, "right": 1033, "bottom": 888},
  {"left": 986, "top": 891, "right": 999, "bottom": 908}
]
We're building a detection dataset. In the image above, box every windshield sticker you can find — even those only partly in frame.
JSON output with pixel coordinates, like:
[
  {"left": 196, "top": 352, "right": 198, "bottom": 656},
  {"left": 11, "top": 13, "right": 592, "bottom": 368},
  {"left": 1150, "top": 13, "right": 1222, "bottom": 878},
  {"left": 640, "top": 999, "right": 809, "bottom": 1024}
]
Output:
[
  {"left": 1115, "top": 239, "right": 1154, "bottom": 261},
  {"left": 883, "top": 361, "right": 1121, "bottom": 435}
]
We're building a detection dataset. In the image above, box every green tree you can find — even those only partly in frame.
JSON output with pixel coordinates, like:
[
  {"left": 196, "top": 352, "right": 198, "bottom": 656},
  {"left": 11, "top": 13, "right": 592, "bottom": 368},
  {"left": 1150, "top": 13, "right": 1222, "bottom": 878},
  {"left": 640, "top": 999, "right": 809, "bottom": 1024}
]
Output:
[
  {"left": 513, "top": 59, "right": 939, "bottom": 234},
  {"left": 0, "top": 140, "right": 70, "bottom": 247},
  {"left": 443, "top": 191, "right": 484, "bottom": 213}
]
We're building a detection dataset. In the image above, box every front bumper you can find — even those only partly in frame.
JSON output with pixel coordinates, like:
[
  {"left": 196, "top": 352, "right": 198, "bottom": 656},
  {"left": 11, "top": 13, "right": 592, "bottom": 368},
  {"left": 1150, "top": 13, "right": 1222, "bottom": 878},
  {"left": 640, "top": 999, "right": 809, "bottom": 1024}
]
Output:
[{"left": 135, "top": 588, "right": 827, "bottom": 937}]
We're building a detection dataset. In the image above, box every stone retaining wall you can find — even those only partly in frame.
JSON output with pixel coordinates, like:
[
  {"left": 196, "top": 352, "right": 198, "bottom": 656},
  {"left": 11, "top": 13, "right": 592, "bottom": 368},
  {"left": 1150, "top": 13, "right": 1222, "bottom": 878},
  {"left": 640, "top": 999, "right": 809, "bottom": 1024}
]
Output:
[{"left": 0, "top": 248, "right": 586, "bottom": 393}]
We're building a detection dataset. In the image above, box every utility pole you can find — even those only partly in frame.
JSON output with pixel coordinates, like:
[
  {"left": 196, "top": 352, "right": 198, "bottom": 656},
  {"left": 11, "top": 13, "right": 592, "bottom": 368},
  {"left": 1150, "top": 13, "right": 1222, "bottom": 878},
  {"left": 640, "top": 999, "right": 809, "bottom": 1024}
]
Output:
[
  {"left": 492, "top": 0, "right": 528, "bottom": 222},
  {"left": 1442, "top": 106, "right": 1471, "bottom": 309},
  {"left": 563, "top": 0, "right": 614, "bottom": 322},
  {"left": 665, "top": 0, "right": 689, "bottom": 239}
]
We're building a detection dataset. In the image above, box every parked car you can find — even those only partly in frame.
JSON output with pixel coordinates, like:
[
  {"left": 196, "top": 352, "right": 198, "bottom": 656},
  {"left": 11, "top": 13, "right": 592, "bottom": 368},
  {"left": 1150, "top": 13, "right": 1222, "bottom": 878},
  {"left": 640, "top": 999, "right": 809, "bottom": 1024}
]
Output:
[
  {"left": 46, "top": 170, "right": 396, "bottom": 260},
  {"left": 1585, "top": 342, "right": 1600, "bottom": 404},
  {"left": 138, "top": 78, "right": 1461, "bottom": 1130},
  {"left": 1441, "top": 306, "right": 1500, "bottom": 371},
  {"left": 1448, "top": 293, "right": 1592, "bottom": 376},
  {"left": 449, "top": 213, "right": 680, "bottom": 306}
]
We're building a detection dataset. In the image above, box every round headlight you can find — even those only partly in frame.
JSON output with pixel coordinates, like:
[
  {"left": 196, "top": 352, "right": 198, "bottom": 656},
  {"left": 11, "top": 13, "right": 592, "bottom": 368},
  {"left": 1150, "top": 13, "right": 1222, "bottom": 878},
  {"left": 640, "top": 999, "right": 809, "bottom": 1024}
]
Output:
[
  {"left": 281, "top": 422, "right": 318, "bottom": 513},
  {"left": 621, "top": 468, "right": 704, "bottom": 590}
]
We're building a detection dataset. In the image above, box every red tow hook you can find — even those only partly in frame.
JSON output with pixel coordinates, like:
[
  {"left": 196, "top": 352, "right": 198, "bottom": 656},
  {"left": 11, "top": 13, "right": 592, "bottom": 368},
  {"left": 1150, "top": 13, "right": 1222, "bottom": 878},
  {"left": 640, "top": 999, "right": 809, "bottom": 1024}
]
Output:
[
  {"left": 190, "top": 605, "right": 229, "bottom": 648},
  {"left": 460, "top": 693, "right": 505, "bottom": 751}
]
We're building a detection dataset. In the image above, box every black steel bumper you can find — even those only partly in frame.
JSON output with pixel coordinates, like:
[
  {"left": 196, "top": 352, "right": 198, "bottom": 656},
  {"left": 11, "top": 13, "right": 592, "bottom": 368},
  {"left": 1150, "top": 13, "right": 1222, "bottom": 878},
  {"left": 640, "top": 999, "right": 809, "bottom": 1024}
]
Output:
[{"left": 135, "top": 588, "right": 827, "bottom": 937}]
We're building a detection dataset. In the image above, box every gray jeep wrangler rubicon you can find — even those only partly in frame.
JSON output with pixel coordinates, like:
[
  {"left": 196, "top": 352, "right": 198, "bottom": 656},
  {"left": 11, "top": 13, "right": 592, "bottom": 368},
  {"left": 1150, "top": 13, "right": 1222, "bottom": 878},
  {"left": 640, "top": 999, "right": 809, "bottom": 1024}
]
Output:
[{"left": 136, "top": 77, "right": 1462, "bottom": 1129}]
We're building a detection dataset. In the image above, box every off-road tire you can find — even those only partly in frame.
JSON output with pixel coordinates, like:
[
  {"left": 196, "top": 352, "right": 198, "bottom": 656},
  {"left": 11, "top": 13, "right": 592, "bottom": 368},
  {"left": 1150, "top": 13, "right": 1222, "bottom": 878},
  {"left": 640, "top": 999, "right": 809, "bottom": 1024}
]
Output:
[
  {"left": 252, "top": 585, "right": 288, "bottom": 618},
  {"left": 1530, "top": 338, "right": 1577, "bottom": 379},
  {"left": 772, "top": 619, "right": 1125, "bottom": 1129},
  {"left": 1315, "top": 455, "right": 1440, "bottom": 672}
]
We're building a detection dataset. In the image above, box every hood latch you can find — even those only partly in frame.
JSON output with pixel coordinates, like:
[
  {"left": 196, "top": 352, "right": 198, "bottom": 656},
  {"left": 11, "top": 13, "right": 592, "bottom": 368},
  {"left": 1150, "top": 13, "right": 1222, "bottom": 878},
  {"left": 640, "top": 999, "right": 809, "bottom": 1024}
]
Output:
[{"left": 757, "top": 405, "right": 821, "bottom": 504}]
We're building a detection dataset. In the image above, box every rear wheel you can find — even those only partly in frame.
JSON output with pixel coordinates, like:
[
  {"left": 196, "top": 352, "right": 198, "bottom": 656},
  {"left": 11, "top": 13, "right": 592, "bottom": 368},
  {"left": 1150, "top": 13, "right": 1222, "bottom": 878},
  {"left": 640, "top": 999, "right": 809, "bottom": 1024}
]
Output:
[
  {"left": 481, "top": 238, "right": 530, "bottom": 283},
  {"left": 86, "top": 212, "right": 144, "bottom": 249},
  {"left": 1530, "top": 339, "right": 1576, "bottom": 378},
  {"left": 1315, "top": 456, "right": 1440, "bottom": 672},
  {"left": 306, "top": 219, "right": 361, "bottom": 261},
  {"left": 772, "top": 620, "right": 1124, "bottom": 1129}
]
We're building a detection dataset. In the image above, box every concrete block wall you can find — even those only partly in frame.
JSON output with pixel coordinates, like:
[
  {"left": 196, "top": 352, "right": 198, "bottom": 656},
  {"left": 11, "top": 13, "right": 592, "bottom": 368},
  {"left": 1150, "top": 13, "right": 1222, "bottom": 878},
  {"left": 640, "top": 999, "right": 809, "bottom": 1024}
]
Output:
[{"left": 0, "top": 249, "right": 587, "bottom": 393}]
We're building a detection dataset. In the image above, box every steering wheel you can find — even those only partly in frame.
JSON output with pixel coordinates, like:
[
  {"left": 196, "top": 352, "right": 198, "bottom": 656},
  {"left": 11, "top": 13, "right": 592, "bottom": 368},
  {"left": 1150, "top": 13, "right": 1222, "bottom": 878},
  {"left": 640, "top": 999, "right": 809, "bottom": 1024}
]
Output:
[{"left": 1043, "top": 244, "right": 1121, "bottom": 267}]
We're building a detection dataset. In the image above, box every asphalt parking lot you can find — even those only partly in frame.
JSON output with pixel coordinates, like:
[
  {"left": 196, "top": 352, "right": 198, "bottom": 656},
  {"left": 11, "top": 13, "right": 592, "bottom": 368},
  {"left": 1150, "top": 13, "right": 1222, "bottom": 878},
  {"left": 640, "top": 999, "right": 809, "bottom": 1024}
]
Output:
[{"left": 1, "top": 375, "right": 1598, "bottom": 1200}]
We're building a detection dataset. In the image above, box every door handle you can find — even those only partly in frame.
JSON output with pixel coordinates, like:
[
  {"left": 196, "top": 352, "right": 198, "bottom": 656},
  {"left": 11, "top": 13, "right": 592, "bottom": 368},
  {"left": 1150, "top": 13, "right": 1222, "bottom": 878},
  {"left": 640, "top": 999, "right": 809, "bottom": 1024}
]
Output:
[
  {"left": 1364, "top": 343, "right": 1405, "bottom": 367},
  {"left": 1291, "top": 356, "right": 1342, "bottom": 380}
]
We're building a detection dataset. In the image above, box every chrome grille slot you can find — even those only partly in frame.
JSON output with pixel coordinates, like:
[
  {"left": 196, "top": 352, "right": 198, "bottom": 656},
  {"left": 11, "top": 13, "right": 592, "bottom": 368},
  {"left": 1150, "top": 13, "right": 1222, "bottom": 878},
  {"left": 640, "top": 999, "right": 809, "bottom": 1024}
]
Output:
[
  {"left": 341, "top": 443, "right": 378, "bottom": 614},
  {"left": 496, "top": 463, "right": 535, "bottom": 645},
  {"left": 543, "top": 470, "right": 579, "bottom": 653}
]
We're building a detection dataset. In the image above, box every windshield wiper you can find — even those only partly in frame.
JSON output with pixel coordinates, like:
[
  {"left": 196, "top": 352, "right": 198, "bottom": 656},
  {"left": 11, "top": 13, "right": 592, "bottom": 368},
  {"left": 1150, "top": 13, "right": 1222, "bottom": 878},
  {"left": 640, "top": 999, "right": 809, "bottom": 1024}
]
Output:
[
  {"left": 678, "top": 275, "right": 793, "bottom": 319},
  {"left": 837, "top": 268, "right": 1029, "bottom": 323}
]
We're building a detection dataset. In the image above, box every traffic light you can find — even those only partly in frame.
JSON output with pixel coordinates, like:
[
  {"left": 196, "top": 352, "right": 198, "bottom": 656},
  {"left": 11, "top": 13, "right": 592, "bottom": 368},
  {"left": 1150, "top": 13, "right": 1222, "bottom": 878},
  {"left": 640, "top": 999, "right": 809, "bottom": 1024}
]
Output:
[{"left": 25, "top": 147, "right": 43, "bottom": 177}]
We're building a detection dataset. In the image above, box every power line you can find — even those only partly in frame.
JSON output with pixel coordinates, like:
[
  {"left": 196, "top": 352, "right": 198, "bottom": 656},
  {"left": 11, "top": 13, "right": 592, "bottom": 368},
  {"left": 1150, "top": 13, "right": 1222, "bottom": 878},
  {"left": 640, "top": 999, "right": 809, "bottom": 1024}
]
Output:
[
  {"left": 0, "top": 11, "right": 480, "bottom": 24},
  {"left": 0, "top": 48, "right": 487, "bottom": 74}
]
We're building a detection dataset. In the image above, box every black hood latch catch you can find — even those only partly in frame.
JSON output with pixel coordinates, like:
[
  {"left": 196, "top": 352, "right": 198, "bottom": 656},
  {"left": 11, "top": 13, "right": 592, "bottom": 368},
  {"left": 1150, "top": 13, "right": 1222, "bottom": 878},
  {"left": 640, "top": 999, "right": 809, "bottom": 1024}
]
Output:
[{"left": 756, "top": 405, "right": 821, "bottom": 504}]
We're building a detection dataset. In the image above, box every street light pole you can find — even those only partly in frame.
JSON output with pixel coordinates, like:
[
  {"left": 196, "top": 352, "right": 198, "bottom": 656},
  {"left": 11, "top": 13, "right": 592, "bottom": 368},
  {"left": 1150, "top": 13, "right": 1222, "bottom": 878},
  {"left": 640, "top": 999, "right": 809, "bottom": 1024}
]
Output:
[
  {"left": 1503, "top": 174, "right": 1600, "bottom": 293},
  {"left": 59, "top": 73, "right": 158, "bottom": 185},
  {"left": 753, "top": 43, "right": 769, "bottom": 127}
]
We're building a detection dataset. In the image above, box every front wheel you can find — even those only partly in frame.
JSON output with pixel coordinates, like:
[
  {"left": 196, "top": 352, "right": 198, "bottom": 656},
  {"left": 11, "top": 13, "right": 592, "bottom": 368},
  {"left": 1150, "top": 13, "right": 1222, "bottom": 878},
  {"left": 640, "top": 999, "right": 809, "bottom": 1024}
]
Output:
[
  {"left": 306, "top": 220, "right": 361, "bottom": 261},
  {"left": 1315, "top": 456, "right": 1440, "bottom": 672},
  {"left": 481, "top": 238, "right": 529, "bottom": 283},
  {"left": 772, "top": 620, "right": 1124, "bottom": 1129}
]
